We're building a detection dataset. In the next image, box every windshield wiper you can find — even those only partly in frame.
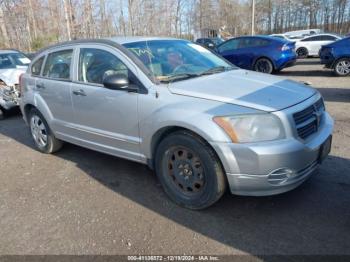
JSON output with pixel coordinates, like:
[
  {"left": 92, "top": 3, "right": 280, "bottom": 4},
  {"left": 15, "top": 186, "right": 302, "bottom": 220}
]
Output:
[
  {"left": 159, "top": 73, "right": 200, "bottom": 83},
  {"left": 158, "top": 66, "right": 234, "bottom": 83},
  {"left": 200, "top": 66, "right": 233, "bottom": 76}
]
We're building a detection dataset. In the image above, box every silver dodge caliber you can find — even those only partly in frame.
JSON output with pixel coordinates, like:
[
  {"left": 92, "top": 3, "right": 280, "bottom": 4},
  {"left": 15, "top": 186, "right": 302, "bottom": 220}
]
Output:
[{"left": 20, "top": 37, "right": 333, "bottom": 209}]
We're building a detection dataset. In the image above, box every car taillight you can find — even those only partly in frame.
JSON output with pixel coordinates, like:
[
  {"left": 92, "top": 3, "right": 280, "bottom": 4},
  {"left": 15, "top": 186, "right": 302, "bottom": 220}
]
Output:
[{"left": 281, "top": 44, "right": 291, "bottom": 51}]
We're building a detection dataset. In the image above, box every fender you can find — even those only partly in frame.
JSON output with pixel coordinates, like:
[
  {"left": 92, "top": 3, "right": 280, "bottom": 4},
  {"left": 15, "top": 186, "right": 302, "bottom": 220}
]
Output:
[{"left": 138, "top": 99, "right": 254, "bottom": 159}]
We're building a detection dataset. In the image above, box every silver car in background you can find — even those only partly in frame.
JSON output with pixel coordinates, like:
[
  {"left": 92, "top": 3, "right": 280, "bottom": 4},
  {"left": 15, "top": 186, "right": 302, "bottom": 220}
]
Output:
[{"left": 19, "top": 37, "right": 333, "bottom": 209}]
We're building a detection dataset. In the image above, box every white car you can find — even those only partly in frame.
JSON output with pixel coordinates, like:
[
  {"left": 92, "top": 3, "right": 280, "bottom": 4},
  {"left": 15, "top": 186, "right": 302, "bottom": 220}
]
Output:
[
  {"left": 284, "top": 29, "right": 322, "bottom": 38},
  {"left": 0, "top": 50, "right": 30, "bottom": 119},
  {"left": 295, "top": 34, "right": 342, "bottom": 58}
]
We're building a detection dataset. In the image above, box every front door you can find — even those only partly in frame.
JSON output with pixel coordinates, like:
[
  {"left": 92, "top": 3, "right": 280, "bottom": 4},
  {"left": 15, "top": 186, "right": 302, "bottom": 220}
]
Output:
[
  {"left": 70, "top": 46, "right": 142, "bottom": 161},
  {"left": 218, "top": 39, "right": 241, "bottom": 66}
]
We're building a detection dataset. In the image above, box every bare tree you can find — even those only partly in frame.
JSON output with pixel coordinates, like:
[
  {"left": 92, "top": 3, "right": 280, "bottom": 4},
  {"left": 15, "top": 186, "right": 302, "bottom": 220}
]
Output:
[{"left": 0, "top": 0, "right": 350, "bottom": 51}]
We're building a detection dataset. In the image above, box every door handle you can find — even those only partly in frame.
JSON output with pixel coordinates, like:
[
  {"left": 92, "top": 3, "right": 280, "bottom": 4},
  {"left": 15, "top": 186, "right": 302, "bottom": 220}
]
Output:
[
  {"left": 72, "top": 89, "right": 87, "bottom": 96},
  {"left": 36, "top": 83, "right": 45, "bottom": 89}
]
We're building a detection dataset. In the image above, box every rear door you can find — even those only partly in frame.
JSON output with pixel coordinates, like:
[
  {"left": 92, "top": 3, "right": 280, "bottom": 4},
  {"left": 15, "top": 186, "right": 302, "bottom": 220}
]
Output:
[
  {"left": 35, "top": 48, "right": 75, "bottom": 135},
  {"left": 234, "top": 37, "right": 267, "bottom": 69},
  {"left": 299, "top": 36, "right": 318, "bottom": 55},
  {"left": 302, "top": 35, "right": 330, "bottom": 55},
  {"left": 69, "top": 45, "right": 142, "bottom": 161}
]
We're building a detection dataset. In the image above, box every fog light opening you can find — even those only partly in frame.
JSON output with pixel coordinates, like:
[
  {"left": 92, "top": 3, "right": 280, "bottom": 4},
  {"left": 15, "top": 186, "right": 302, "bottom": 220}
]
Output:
[{"left": 268, "top": 168, "right": 295, "bottom": 185}]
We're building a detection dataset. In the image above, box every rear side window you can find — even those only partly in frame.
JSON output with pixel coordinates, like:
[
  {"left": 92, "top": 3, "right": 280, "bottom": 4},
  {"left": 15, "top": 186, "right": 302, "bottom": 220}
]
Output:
[
  {"left": 78, "top": 48, "right": 129, "bottom": 85},
  {"left": 43, "top": 49, "right": 73, "bottom": 80},
  {"left": 302, "top": 36, "right": 317, "bottom": 42},
  {"left": 302, "top": 36, "right": 326, "bottom": 42},
  {"left": 322, "top": 35, "right": 337, "bottom": 41},
  {"left": 255, "top": 39, "right": 270, "bottom": 46},
  {"left": 239, "top": 38, "right": 270, "bottom": 48},
  {"left": 31, "top": 56, "right": 44, "bottom": 76}
]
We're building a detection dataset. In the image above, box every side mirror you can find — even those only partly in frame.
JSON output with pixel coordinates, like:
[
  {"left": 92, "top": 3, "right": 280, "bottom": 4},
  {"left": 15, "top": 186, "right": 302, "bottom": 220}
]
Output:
[{"left": 102, "top": 74, "right": 138, "bottom": 92}]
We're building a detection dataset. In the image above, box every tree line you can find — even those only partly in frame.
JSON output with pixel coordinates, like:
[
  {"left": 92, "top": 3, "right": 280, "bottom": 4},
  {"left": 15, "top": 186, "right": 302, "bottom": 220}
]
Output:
[{"left": 0, "top": 0, "right": 349, "bottom": 52}]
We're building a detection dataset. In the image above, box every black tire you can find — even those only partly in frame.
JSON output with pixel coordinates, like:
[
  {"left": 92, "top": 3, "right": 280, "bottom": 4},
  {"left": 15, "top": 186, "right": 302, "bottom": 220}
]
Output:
[
  {"left": 155, "top": 131, "right": 226, "bottom": 210},
  {"left": 334, "top": 58, "right": 350, "bottom": 77},
  {"left": 254, "top": 58, "right": 274, "bottom": 74},
  {"left": 296, "top": 47, "right": 308, "bottom": 58},
  {"left": 28, "top": 108, "right": 63, "bottom": 153}
]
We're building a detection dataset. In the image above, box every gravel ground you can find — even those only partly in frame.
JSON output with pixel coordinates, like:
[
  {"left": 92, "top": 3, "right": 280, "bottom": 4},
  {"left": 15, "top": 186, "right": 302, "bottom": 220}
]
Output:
[{"left": 0, "top": 59, "right": 349, "bottom": 258}]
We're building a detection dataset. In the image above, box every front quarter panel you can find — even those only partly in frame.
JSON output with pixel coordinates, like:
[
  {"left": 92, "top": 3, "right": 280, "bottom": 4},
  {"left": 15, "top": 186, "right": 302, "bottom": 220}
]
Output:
[{"left": 138, "top": 85, "right": 260, "bottom": 159}]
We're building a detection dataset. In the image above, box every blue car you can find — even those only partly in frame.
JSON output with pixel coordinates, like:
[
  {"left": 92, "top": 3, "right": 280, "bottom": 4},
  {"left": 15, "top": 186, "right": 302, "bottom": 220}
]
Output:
[
  {"left": 320, "top": 37, "right": 350, "bottom": 76},
  {"left": 216, "top": 36, "right": 297, "bottom": 74}
]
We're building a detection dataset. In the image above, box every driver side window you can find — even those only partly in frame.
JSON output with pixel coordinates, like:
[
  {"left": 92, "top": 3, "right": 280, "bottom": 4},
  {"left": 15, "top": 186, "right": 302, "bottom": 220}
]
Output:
[
  {"left": 78, "top": 48, "right": 129, "bottom": 85},
  {"left": 218, "top": 39, "right": 239, "bottom": 53}
]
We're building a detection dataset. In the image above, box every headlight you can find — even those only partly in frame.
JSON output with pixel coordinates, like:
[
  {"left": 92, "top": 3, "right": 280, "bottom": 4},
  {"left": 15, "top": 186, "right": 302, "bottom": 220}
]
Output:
[{"left": 213, "top": 114, "right": 285, "bottom": 143}]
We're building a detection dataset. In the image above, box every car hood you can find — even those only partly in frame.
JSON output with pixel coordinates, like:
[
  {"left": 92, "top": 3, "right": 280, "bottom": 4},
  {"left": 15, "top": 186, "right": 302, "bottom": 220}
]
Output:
[
  {"left": 0, "top": 67, "right": 27, "bottom": 86},
  {"left": 168, "top": 69, "right": 316, "bottom": 112}
]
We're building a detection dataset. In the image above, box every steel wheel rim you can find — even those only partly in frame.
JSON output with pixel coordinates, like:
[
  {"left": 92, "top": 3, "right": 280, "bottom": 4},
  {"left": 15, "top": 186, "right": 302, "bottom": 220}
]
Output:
[
  {"left": 30, "top": 115, "right": 48, "bottom": 147},
  {"left": 165, "top": 146, "right": 205, "bottom": 196},
  {"left": 256, "top": 59, "right": 271, "bottom": 73},
  {"left": 336, "top": 60, "right": 350, "bottom": 75}
]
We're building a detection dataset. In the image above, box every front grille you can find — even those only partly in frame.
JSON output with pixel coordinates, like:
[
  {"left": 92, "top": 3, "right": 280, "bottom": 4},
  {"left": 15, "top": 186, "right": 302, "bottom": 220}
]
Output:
[{"left": 293, "top": 98, "right": 325, "bottom": 140}]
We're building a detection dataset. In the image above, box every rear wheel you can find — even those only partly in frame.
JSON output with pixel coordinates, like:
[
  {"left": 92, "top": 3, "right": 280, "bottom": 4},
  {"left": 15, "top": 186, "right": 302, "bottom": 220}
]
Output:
[
  {"left": 334, "top": 58, "right": 350, "bottom": 76},
  {"left": 297, "top": 47, "right": 308, "bottom": 58},
  {"left": 29, "top": 108, "right": 63, "bottom": 153},
  {"left": 254, "top": 58, "right": 274, "bottom": 74},
  {"left": 155, "top": 131, "right": 226, "bottom": 210}
]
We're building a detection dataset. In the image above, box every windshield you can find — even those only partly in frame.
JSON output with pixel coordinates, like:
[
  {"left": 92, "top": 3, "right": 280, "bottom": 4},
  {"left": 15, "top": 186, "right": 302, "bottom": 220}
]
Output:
[
  {"left": 0, "top": 52, "right": 31, "bottom": 69},
  {"left": 123, "top": 40, "right": 235, "bottom": 82}
]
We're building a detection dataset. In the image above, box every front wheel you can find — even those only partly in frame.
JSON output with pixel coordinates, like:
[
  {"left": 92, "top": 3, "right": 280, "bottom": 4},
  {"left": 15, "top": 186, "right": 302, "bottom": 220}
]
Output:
[
  {"left": 29, "top": 108, "right": 63, "bottom": 153},
  {"left": 155, "top": 131, "right": 226, "bottom": 210},
  {"left": 254, "top": 58, "right": 274, "bottom": 74},
  {"left": 334, "top": 58, "right": 350, "bottom": 76}
]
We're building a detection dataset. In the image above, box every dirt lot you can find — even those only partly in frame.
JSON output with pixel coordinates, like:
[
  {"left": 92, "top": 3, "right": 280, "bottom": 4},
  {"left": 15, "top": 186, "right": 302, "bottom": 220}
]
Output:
[{"left": 0, "top": 59, "right": 349, "bottom": 258}]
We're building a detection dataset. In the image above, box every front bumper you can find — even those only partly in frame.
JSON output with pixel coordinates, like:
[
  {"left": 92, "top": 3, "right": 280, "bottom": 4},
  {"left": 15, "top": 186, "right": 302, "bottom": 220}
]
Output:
[{"left": 210, "top": 112, "right": 334, "bottom": 196}]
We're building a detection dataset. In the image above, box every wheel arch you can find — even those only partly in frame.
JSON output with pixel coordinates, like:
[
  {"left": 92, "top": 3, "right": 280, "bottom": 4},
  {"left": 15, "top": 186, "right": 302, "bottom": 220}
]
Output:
[
  {"left": 22, "top": 93, "right": 54, "bottom": 126},
  {"left": 331, "top": 56, "right": 350, "bottom": 69},
  {"left": 149, "top": 126, "right": 225, "bottom": 173},
  {"left": 23, "top": 103, "right": 36, "bottom": 122}
]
